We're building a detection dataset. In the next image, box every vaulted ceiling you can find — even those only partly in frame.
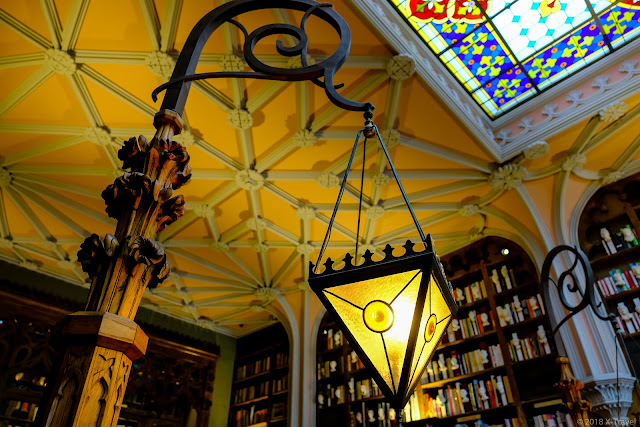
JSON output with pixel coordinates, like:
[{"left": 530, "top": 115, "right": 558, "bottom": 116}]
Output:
[{"left": 1, "top": 0, "right": 640, "bottom": 337}]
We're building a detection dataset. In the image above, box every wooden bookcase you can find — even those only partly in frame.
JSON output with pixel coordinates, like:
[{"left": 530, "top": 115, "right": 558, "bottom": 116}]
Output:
[
  {"left": 415, "top": 237, "right": 564, "bottom": 427},
  {"left": 0, "top": 290, "right": 218, "bottom": 427},
  {"left": 314, "top": 237, "right": 567, "bottom": 427},
  {"left": 578, "top": 173, "right": 640, "bottom": 377},
  {"left": 228, "top": 323, "right": 289, "bottom": 427}
]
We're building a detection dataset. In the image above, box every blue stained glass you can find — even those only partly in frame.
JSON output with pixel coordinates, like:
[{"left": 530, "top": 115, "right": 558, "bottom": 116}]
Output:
[
  {"left": 476, "top": 67, "right": 534, "bottom": 109},
  {"left": 442, "top": 24, "right": 515, "bottom": 89},
  {"left": 523, "top": 19, "right": 608, "bottom": 86},
  {"left": 600, "top": 6, "right": 640, "bottom": 47}
]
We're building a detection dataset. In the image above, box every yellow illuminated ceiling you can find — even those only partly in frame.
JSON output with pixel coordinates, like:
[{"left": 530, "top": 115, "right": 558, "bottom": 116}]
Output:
[{"left": 1, "top": 0, "right": 640, "bottom": 337}]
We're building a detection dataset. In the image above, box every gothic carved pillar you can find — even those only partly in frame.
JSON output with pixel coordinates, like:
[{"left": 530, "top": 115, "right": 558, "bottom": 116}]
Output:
[{"left": 39, "top": 110, "right": 190, "bottom": 426}]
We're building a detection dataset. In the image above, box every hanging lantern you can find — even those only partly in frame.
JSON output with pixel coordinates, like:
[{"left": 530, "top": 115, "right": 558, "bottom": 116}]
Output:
[{"left": 309, "top": 112, "right": 458, "bottom": 417}]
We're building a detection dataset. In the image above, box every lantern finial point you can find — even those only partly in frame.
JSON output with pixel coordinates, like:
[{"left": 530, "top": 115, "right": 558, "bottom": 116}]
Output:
[
  {"left": 402, "top": 240, "right": 416, "bottom": 255},
  {"left": 383, "top": 244, "right": 394, "bottom": 260},
  {"left": 363, "top": 249, "right": 374, "bottom": 264},
  {"left": 343, "top": 252, "right": 354, "bottom": 268}
]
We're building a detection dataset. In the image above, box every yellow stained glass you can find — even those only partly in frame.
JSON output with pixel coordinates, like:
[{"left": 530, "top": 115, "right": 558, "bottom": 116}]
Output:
[
  {"left": 323, "top": 269, "right": 423, "bottom": 393},
  {"left": 404, "top": 274, "right": 452, "bottom": 403}
]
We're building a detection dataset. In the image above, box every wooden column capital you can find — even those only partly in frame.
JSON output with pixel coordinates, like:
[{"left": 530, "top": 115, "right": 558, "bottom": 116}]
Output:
[
  {"left": 58, "top": 312, "right": 149, "bottom": 361},
  {"left": 39, "top": 114, "right": 192, "bottom": 426}
]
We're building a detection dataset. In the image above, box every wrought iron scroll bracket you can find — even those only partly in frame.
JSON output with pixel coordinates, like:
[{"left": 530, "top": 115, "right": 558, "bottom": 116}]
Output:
[
  {"left": 540, "top": 245, "right": 613, "bottom": 342},
  {"left": 151, "top": 0, "right": 374, "bottom": 113}
]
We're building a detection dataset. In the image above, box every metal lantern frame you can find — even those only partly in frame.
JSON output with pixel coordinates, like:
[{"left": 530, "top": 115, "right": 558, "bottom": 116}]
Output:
[{"left": 308, "top": 119, "right": 459, "bottom": 415}]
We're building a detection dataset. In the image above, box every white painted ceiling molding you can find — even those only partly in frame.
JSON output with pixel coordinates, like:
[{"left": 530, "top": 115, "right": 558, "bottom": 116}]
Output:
[{"left": 348, "top": 0, "right": 640, "bottom": 162}]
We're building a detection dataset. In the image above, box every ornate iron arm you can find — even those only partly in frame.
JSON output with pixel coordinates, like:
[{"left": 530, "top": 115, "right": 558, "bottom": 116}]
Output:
[{"left": 152, "top": 0, "right": 374, "bottom": 113}]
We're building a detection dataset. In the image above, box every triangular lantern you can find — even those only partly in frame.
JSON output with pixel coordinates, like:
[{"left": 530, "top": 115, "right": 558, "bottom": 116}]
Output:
[{"left": 309, "top": 238, "right": 458, "bottom": 411}]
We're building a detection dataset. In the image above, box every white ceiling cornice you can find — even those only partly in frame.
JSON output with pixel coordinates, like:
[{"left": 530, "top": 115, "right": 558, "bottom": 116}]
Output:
[{"left": 350, "top": 0, "right": 640, "bottom": 162}]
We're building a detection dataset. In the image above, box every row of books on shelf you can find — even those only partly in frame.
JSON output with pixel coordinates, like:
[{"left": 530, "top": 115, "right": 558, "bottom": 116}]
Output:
[
  {"left": 530, "top": 412, "right": 574, "bottom": 427},
  {"left": 321, "top": 328, "right": 343, "bottom": 352},
  {"left": 600, "top": 225, "right": 638, "bottom": 255},
  {"left": 614, "top": 299, "right": 640, "bottom": 335},
  {"left": 317, "top": 357, "right": 343, "bottom": 380},
  {"left": 450, "top": 418, "right": 520, "bottom": 427},
  {"left": 233, "top": 380, "right": 270, "bottom": 404},
  {"left": 423, "top": 343, "right": 504, "bottom": 384},
  {"left": 443, "top": 309, "right": 495, "bottom": 344},
  {"left": 508, "top": 329, "right": 552, "bottom": 363},
  {"left": 231, "top": 402, "right": 286, "bottom": 427},
  {"left": 272, "top": 374, "right": 287, "bottom": 394},
  {"left": 453, "top": 280, "right": 487, "bottom": 306},
  {"left": 232, "top": 405, "right": 268, "bottom": 427},
  {"left": 317, "top": 350, "right": 369, "bottom": 379},
  {"left": 351, "top": 401, "right": 399, "bottom": 427},
  {"left": 424, "top": 375, "right": 514, "bottom": 419},
  {"left": 236, "top": 355, "right": 271, "bottom": 380},
  {"left": 274, "top": 351, "right": 288, "bottom": 369},
  {"left": 496, "top": 295, "right": 545, "bottom": 328},
  {"left": 489, "top": 266, "right": 518, "bottom": 294},
  {"left": 318, "top": 383, "right": 345, "bottom": 407},
  {"left": 1, "top": 401, "right": 38, "bottom": 422},
  {"left": 350, "top": 378, "right": 382, "bottom": 401},
  {"left": 596, "top": 264, "right": 640, "bottom": 296}
]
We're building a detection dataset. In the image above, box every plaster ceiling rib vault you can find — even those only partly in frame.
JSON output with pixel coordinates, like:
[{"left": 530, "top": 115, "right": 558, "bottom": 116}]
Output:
[{"left": 1, "top": 0, "right": 640, "bottom": 338}]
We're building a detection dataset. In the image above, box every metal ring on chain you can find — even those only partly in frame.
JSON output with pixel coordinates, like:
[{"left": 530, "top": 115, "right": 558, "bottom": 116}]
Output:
[{"left": 151, "top": 0, "right": 374, "bottom": 113}]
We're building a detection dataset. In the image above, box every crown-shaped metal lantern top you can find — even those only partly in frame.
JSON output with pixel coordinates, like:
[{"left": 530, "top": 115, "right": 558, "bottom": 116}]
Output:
[{"left": 309, "top": 116, "right": 458, "bottom": 415}]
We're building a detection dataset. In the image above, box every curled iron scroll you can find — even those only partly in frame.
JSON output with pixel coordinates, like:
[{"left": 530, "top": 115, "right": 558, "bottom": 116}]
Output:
[
  {"left": 540, "top": 245, "right": 613, "bottom": 338},
  {"left": 152, "top": 0, "right": 374, "bottom": 113}
]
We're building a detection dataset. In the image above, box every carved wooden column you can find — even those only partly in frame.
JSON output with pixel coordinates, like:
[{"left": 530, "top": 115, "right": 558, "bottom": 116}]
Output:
[
  {"left": 555, "top": 356, "right": 592, "bottom": 425},
  {"left": 39, "top": 110, "right": 190, "bottom": 426}
]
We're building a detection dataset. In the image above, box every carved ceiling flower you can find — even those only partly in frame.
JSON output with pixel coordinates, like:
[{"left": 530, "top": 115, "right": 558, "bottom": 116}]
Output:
[
  {"left": 459, "top": 204, "right": 480, "bottom": 217},
  {"left": 296, "top": 205, "right": 316, "bottom": 220},
  {"left": 296, "top": 243, "right": 315, "bottom": 255},
  {"left": 371, "top": 173, "right": 391, "bottom": 187},
  {"left": 317, "top": 172, "right": 341, "bottom": 188},
  {"left": 235, "top": 169, "right": 265, "bottom": 190},
  {"left": 601, "top": 170, "right": 626, "bottom": 185},
  {"left": 293, "top": 129, "right": 317, "bottom": 148},
  {"left": 599, "top": 101, "right": 627, "bottom": 122},
  {"left": 561, "top": 153, "right": 587, "bottom": 172},
  {"left": 386, "top": 54, "right": 416, "bottom": 81},
  {"left": 379, "top": 129, "right": 400, "bottom": 148},
  {"left": 523, "top": 140, "right": 549, "bottom": 159},
  {"left": 227, "top": 108, "right": 253, "bottom": 130},
  {"left": 44, "top": 49, "right": 76, "bottom": 75},
  {"left": 255, "top": 287, "right": 281, "bottom": 303},
  {"left": 365, "top": 205, "right": 385, "bottom": 220},
  {"left": 488, "top": 164, "right": 526, "bottom": 190}
]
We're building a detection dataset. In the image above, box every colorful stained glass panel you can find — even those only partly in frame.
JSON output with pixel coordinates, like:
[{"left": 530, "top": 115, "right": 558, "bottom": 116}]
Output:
[{"left": 387, "top": 0, "right": 640, "bottom": 118}]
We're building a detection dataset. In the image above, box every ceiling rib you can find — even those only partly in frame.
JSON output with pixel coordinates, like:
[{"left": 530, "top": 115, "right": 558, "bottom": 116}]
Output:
[
  {"left": 60, "top": 0, "right": 90, "bottom": 50},
  {"left": 0, "top": 10, "right": 52, "bottom": 49},
  {"left": 0, "top": 66, "right": 54, "bottom": 119},
  {"left": 39, "top": 0, "right": 62, "bottom": 49},
  {"left": 0, "top": 53, "right": 45, "bottom": 69}
]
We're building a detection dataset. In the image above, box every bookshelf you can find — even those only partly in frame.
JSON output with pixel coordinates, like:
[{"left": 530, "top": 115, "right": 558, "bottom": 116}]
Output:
[
  {"left": 229, "top": 323, "right": 290, "bottom": 427},
  {"left": 578, "top": 173, "right": 640, "bottom": 377},
  {"left": 315, "top": 313, "right": 423, "bottom": 427},
  {"left": 414, "top": 237, "right": 563, "bottom": 427}
]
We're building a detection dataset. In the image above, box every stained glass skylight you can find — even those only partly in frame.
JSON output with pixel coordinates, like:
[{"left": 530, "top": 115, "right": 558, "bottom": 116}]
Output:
[{"left": 389, "top": 0, "right": 640, "bottom": 118}]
